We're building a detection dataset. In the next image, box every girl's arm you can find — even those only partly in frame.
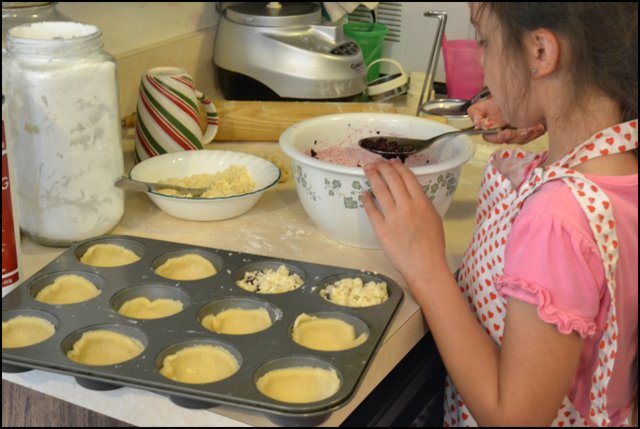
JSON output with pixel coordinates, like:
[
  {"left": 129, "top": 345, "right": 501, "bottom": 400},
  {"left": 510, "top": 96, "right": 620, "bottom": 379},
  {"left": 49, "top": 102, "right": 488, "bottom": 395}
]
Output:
[{"left": 363, "top": 159, "right": 583, "bottom": 426}]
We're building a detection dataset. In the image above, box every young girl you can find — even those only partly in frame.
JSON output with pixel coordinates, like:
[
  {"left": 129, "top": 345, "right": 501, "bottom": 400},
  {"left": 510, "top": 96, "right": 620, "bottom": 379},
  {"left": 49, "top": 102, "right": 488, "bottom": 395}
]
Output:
[{"left": 362, "top": 3, "right": 637, "bottom": 426}]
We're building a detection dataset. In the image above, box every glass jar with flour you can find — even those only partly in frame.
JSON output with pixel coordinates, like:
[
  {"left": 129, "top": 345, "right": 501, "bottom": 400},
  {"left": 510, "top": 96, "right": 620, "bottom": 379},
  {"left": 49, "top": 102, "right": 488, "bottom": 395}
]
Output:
[{"left": 4, "top": 21, "right": 124, "bottom": 246}]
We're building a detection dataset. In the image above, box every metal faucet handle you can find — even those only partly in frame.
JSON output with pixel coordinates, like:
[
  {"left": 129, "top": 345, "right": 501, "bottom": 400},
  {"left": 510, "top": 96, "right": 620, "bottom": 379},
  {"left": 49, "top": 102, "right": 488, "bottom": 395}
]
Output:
[{"left": 416, "top": 10, "right": 448, "bottom": 116}]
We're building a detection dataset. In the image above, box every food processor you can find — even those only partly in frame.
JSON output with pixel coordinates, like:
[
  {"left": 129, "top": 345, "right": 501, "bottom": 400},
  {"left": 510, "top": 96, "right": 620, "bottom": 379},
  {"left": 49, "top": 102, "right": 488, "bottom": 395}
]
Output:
[{"left": 213, "top": 2, "right": 368, "bottom": 101}]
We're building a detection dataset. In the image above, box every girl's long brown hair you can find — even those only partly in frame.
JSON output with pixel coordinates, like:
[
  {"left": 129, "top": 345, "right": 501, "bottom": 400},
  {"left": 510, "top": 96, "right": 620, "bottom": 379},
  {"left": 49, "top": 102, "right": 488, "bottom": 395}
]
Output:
[{"left": 475, "top": 3, "right": 638, "bottom": 122}]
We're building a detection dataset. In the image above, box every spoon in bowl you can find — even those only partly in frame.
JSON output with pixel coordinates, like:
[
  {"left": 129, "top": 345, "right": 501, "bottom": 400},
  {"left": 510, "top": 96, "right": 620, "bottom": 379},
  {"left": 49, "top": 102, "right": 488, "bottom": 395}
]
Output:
[
  {"left": 358, "top": 127, "right": 504, "bottom": 161},
  {"left": 115, "top": 176, "right": 209, "bottom": 197}
]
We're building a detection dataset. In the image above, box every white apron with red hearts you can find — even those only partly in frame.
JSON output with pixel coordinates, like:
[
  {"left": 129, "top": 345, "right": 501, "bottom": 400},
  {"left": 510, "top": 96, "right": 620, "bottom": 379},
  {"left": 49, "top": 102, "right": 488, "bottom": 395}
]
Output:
[{"left": 443, "top": 120, "right": 638, "bottom": 427}]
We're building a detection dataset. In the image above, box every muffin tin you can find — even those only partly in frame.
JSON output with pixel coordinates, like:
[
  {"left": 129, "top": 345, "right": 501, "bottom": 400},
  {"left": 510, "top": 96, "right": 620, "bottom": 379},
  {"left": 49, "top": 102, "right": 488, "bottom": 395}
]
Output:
[{"left": 2, "top": 235, "right": 404, "bottom": 425}]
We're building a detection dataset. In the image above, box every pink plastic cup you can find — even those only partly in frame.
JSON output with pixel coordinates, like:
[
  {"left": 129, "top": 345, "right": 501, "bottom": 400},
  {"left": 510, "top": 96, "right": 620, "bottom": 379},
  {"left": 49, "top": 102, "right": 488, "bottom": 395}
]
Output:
[{"left": 442, "top": 36, "right": 484, "bottom": 100}]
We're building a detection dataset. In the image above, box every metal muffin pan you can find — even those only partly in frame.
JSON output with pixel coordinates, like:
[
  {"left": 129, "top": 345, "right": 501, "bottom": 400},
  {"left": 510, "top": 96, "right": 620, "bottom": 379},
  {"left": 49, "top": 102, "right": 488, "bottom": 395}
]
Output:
[{"left": 2, "top": 235, "right": 404, "bottom": 424}]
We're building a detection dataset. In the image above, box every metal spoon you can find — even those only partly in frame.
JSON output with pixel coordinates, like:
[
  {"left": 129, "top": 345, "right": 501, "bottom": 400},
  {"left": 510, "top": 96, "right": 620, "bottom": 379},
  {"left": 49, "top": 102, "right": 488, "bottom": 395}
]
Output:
[
  {"left": 358, "top": 127, "right": 504, "bottom": 161},
  {"left": 115, "top": 176, "right": 209, "bottom": 197},
  {"left": 420, "top": 87, "right": 491, "bottom": 117},
  {"left": 457, "top": 87, "right": 492, "bottom": 113}
]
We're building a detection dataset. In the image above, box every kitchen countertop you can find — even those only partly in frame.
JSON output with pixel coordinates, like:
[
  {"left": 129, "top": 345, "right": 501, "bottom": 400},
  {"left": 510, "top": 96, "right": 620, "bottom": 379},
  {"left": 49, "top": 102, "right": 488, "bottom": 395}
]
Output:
[{"left": 2, "top": 131, "right": 547, "bottom": 427}]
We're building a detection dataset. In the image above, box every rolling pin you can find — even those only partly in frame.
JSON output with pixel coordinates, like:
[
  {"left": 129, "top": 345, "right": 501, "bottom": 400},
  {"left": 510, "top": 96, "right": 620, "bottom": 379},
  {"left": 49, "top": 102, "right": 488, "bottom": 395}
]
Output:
[
  {"left": 213, "top": 100, "right": 399, "bottom": 142},
  {"left": 122, "top": 100, "right": 447, "bottom": 143}
]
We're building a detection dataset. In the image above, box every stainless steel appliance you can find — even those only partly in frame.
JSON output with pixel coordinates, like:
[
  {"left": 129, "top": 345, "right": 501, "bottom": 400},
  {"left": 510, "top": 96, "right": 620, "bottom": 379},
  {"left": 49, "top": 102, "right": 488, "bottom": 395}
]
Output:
[{"left": 213, "top": 2, "right": 367, "bottom": 101}]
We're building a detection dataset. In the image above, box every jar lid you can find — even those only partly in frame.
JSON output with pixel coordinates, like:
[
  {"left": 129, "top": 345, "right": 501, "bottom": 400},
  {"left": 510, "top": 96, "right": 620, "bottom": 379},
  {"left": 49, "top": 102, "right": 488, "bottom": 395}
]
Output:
[
  {"left": 224, "top": 2, "right": 321, "bottom": 27},
  {"left": 2, "top": 2, "right": 53, "bottom": 9},
  {"left": 366, "top": 58, "right": 409, "bottom": 102}
]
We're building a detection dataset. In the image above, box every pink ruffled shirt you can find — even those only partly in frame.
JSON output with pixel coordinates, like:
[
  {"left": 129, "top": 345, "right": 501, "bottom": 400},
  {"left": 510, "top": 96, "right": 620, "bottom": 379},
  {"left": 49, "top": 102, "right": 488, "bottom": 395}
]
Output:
[{"left": 495, "top": 166, "right": 638, "bottom": 425}]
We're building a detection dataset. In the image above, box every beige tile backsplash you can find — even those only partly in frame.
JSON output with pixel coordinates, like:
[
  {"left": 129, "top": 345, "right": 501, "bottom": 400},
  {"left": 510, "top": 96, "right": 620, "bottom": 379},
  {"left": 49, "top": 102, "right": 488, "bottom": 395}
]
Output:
[{"left": 115, "top": 27, "right": 218, "bottom": 118}]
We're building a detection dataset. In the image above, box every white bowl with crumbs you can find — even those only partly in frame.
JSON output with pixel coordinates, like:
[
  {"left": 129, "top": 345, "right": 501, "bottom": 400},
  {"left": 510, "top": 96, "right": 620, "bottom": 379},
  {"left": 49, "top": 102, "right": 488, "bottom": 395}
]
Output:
[{"left": 129, "top": 150, "right": 280, "bottom": 221}]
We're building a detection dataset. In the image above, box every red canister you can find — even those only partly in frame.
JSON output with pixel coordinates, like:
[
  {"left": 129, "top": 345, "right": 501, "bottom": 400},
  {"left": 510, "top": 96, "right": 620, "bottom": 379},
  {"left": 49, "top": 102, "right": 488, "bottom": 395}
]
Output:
[{"left": 2, "top": 94, "right": 22, "bottom": 296}]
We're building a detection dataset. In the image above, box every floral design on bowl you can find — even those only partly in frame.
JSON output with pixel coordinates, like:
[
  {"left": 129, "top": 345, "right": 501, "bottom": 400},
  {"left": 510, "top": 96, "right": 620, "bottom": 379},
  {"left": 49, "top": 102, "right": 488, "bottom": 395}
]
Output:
[{"left": 280, "top": 113, "right": 475, "bottom": 248}]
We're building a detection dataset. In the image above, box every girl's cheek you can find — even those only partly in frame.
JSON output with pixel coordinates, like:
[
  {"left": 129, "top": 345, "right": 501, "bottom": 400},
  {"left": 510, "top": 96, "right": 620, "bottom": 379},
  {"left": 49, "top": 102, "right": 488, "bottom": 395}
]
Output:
[
  {"left": 480, "top": 51, "right": 486, "bottom": 71},
  {"left": 480, "top": 47, "right": 493, "bottom": 79},
  {"left": 482, "top": 63, "right": 495, "bottom": 91}
]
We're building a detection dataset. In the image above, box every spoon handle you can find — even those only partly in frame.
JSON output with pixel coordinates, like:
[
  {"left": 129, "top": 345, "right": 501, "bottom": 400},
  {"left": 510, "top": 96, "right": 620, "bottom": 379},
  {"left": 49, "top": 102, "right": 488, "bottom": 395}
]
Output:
[
  {"left": 115, "top": 176, "right": 207, "bottom": 195},
  {"left": 442, "top": 127, "right": 504, "bottom": 139},
  {"left": 459, "top": 87, "right": 492, "bottom": 112},
  {"left": 115, "top": 176, "right": 153, "bottom": 193}
]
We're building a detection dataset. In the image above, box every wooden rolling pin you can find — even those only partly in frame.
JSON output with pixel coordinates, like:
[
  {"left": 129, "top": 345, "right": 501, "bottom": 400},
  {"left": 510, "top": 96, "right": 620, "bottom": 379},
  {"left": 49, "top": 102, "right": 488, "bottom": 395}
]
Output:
[
  {"left": 121, "top": 100, "right": 447, "bottom": 143},
  {"left": 213, "top": 100, "right": 399, "bottom": 142}
]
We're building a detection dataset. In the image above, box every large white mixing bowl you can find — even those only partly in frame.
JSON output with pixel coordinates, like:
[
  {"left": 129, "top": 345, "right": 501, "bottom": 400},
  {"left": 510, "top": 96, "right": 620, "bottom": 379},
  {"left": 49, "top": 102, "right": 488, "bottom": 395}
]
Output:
[{"left": 279, "top": 113, "right": 475, "bottom": 248}]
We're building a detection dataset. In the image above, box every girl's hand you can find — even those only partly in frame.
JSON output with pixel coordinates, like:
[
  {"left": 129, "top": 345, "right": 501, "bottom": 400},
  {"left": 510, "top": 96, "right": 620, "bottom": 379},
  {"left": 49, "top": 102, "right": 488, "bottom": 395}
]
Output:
[
  {"left": 362, "top": 159, "right": 449, "bottom": 283},
  {"left": 468, "top": 98, "right": 546, "bottom": 144}
]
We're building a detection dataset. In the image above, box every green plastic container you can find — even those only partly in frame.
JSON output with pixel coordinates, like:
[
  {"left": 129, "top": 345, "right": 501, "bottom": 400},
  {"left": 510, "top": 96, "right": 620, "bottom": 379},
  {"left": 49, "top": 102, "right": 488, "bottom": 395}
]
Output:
[{"left": 344, "top": 22, "right": 388, "bottom": 83}]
